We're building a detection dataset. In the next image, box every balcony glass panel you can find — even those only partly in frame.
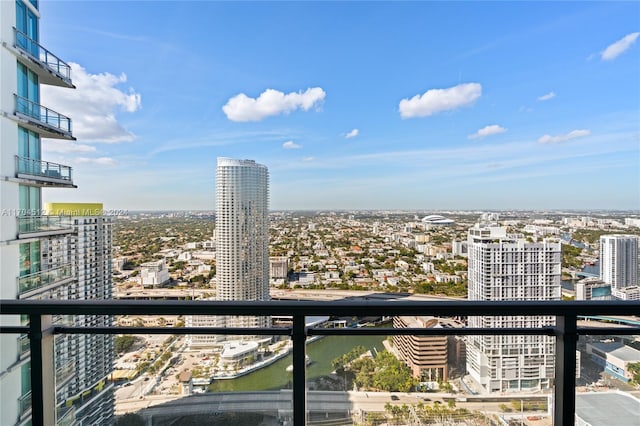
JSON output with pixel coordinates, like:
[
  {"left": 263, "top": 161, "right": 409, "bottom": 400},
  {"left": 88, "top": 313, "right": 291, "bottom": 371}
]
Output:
[
  {"left": 13, "top": 28, "right": 71, "bottom": 82},
  {"left": 14, "top": 94, "right": 72, "bottom": 134},
  {"left": 17, "top": 215, "right": 73, "bottom": 236},
  {"left": 16, "top": 156, "right": 73, "bottom": 183},
  {"left": 19, "top": 334, "right": 30, "bottom": 357},
  {"left": 56, "top": 359, "right": 75, "bottom": 385},
  {"left": 18, "top": 264, "right": 73, "bottom": 295},
  {"left": 19, "top": 390, "right": 32, "bottom": 417}
]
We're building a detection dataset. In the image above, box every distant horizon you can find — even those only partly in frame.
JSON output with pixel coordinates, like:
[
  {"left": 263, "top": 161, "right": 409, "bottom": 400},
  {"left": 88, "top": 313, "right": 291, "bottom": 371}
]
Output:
[
  {"left": 109, "top": 208, "right": 640, "bottom": 214},
  {"left": 40, "top": 1, "right": 639, "bottom": 210}
]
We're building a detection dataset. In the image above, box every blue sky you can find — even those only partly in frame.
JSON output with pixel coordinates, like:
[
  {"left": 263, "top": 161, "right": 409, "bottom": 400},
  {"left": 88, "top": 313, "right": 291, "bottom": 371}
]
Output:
[{"left": 39, "top": 1, "right": 639, "bottom": 211}]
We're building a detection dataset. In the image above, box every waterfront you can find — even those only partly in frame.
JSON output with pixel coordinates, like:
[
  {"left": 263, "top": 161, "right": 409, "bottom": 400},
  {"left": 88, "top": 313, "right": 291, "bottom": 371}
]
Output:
[{"left": 209, "top": 334, "right": 386, "bottom": 392}]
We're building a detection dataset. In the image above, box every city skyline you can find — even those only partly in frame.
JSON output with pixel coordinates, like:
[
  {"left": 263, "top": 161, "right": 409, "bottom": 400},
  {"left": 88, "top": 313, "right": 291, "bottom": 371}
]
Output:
[{"left": 38, "top": 1, "right": 639, "bottom": 211}]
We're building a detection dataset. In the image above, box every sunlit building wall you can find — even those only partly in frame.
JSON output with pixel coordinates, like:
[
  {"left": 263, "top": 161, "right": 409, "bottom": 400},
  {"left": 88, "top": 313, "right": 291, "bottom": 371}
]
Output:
[
  {"left": 466, "top": 225, "right": 561, "bottom": 393},
  {"left": 600, "top": 234, "right": 639, "bottom": 291}
]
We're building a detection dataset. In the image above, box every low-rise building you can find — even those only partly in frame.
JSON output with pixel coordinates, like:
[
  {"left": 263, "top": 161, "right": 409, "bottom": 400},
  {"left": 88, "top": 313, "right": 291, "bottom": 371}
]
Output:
[
  {"left": 140, "top": 259, "right": 171, "bottom": 287},
  {"left": 586, "top": 342, "right": 640, "bottom": 383}
]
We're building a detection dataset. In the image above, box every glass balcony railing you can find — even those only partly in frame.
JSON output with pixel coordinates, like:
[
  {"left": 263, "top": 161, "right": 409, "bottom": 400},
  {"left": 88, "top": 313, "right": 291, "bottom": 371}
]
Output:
[
  {"left": 17, "top": 264, "right": 74, "bottom": 296},
  {"left": 14, "top": 94, "right": 73, "bottom": 138},
  {"left": 19, "top": 390, "right": 32, "bottom": 417},
  {"left": 15, "top": 156, "right": 73, "bottom": 185},
  {"left": 13, "top": 27, "right": 72, "bottom": 86},
  {"left": 19, "top": 334, "right": 30, "bottom": 358},
  {"left": 17, "top": 215, "right": 74, "bottom": 238},
  {"left": 56, "top": 359, "right": 75, "bottom": 385}
]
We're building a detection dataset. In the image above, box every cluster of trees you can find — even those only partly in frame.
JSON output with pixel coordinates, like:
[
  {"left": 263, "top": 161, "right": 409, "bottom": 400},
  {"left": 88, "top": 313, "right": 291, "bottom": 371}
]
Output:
[
  {"left": 562, "top": 244, "right": 583, "bottom": 269},
  {"left": 348, "top": 351, "right": 416, "bottom": 392},
  {"left": 380, "top": 402, "right": 487, "bottom": 426},
  {"left": 414, "top": 280, "right": 467, "bottom": 297},
  {"left": 331, "top": 345, "right": 367, "bottom": 372},
  {"left": 628, "top": 362, "right": 640, "bottom": 385},
  {"left": 115, "top": 335, "right": 137, "bottom": 353}
]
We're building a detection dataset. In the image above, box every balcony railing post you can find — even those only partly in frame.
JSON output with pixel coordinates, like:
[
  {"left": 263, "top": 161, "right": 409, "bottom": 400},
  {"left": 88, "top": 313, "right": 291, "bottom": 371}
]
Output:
[
  {"left": 28, "top": 313, "right": 55, "bottom": 426},
  {"left": 554, "top": 313, "right": 577, "bottom": 426},
  {"left": 292, "top": 314, "right": 307, "bottom": 425}
]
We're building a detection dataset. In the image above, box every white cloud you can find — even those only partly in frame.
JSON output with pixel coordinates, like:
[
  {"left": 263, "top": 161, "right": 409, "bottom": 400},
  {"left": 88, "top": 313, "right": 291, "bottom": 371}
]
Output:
[
  {"left": 302, "top": 156, "right": 315, "bottom": 162},
  {"left": 75, "top": 157, "right": 117, "bottom": 166},
  {"left": 41, "top": 63, "right": 141, "bottom": 143},
  {"left": 468, "top": 124, "right": 507, "bottom": 140},
  {"left": 399, "top": 83, "right": 481, "bottom": 119},
  {"left": 538, "top": 92, "right": 556, "bottom": 101},
  {"left": 282, "top": 141, "right": 302, "bottom": 149},
  {"left": 42, "top": 140, "right": 96, "bottom": 153},
  {"left": 345, "top": 128, "right": 359, "bottom": 139},
  {"left": 222, "top": 87, "right": 326, "bottom": 122},
  {"left": 601, "top": 32, "right": 640, "bottom": 61},
  {"left": 538, "top": 129, "right": 591, "bottom": 144}
]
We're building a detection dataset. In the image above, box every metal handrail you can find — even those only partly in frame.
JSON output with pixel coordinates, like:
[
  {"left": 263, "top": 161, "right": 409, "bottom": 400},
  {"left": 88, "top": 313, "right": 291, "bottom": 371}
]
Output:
[
  {"left": 15, "top": 155, "right": 73, "bottom": 182},
  {"left": 13, "top": 27, "right": 72, "bottom": 82},
  {"left": 18, "top": 390, "right": 32, "bottom": 417},
  {"left": 1, "top": 299, "right": 639, "bottom": 426},
  {"left": 14, "top": 94, "right": 72, "bottom": 134}
]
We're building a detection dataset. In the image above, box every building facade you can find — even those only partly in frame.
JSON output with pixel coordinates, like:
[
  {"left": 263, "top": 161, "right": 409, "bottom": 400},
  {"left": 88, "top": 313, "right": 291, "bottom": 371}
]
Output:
[
  {"left": 466, "top": 225, "right": 561, "bottom": 393},
  {"left": 600, "top": 235, "right": 639, "bottom": 291},
  {"left": 188, "top": 158, "right": 270, "bottom": 346},
  {"left": 139, "top": 259, "right": 170, "bottom": 288},
  {"left": 0, "top": 1, "right": 115, "bottom": 421},
  {"left": 575, "top": 277, "right": 612, "bottom": 301},
  {"left": 44, "top": 203, "right": 115, "bottom": 425},
  {"left": 393, "top": 316, "right": 449, "bottom": 381}
]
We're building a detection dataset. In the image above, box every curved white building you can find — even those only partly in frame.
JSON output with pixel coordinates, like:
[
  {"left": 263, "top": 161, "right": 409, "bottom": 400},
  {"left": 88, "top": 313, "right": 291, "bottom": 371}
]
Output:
[
  {"left": 189, "top": 159, "right": 270, "bottom": 346},
  {"left": 421, "top": 214, "right": 454, "bottom": 225}
]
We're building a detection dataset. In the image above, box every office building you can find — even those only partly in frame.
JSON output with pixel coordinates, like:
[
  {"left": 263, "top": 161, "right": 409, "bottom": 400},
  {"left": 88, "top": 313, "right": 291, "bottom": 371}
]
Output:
[
  {"left": 188, "top": 158, "right": 270, "bottom": 346},
  {"left": 466, "top": 225, "right": 561, "bottom": 393},
  {"left": 600, "top": 235, "right": 639, "bottom": 291},
  {"left": 393, "top": 316, "right": 449, "bottom": 381}
]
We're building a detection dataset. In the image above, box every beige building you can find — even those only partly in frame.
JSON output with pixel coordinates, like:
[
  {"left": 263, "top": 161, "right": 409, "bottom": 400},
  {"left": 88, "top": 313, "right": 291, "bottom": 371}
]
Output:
[{"left": 393, "top": 316, "right": 449, "bottom": 381}]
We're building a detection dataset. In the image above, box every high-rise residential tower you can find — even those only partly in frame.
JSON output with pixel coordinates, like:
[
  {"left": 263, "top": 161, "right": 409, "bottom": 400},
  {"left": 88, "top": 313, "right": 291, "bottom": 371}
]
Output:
[
  {"left": 466, "top": 225, "right": 561, "bottom": 393},
  {"left": 216, "top": 158, "right": 270, "bottom": 327},
  {"left": 0, "top": 2, "right": 114, "bottom": 423},
  {"left": 600, "top": 234, "right": 639, "bottom": 291},
  {"left": 188, "top": 158, "right": 270, "bottom": 346}
]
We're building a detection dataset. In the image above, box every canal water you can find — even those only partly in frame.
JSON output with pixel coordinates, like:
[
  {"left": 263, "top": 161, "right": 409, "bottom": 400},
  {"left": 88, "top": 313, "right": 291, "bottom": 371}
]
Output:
[
  {"left": 209, "top": 334, "right": 386, "bottom": 392},
  {"left": 562, "top": 262, "right": 600, "bottom": 292}
]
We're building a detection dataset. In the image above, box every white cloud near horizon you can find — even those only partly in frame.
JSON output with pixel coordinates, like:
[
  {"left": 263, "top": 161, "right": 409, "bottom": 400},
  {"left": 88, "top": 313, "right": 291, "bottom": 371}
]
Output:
[
  {"left": 601, "top": 32, "right": 640, "bottom": 61},
  {"left": 222, "top": 87, "right": 326, "bottom": 122},
  {"left": 538, "top": 129, "right": 591, "bottom": 144},
  {"left": 282, "top": 141, "right": 302, "bottom": 149},
  {"left": 41, "top": 63, "right": 141, "bottom": 143},
  {"left": 302, "top": 156, "right": 315, "bottom": 162},
  {"left": 75, "top": 157, "right": 117, "bottom": 166},
  {"left": 345, "top": 128, "right": 359, "bottom": 138},
  {"left": 538, "top": 92, "right": 556, "bottom": 101},
  {"left": 399, "top": 83, "right": 481, "bottom": 119},
  {"left": 42, "top": 140, "right": 96, "bottom": 153},
  {"left": 468, "top": 124, "right": 507, "bottom": 140}
]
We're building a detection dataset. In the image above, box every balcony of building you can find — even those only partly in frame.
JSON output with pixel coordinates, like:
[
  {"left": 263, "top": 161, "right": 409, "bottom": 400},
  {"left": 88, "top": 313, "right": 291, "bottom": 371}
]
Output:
[
  {"left": 0, "top": 299, "right": 638, "bottom": 426},
  {"left": 17, "top": 264, "right": 74, "bottom": 299},
  {"left": 16, "top": 215, "right": 74, "bottom": 240},
  {"left": 6, "top": 28, "right": 74, "bottom": 88},
  {"left": 15, "top": 156, "right": 75, "bottom": 188},
  {"left": 12, "top": 95, "right": 75, "bottom": 140}
]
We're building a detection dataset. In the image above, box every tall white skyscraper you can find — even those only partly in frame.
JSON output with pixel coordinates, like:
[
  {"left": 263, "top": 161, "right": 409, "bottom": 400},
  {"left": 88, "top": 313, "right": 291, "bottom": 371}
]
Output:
[
  {"left": 600, "top": 234, "right": 639, "bottom": 290},
  {"left": 466, "top": 225, "right": 561, "bottom": 393},
  {"left": 188, "top": 158, "right": 270, "bottom": 346}
]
